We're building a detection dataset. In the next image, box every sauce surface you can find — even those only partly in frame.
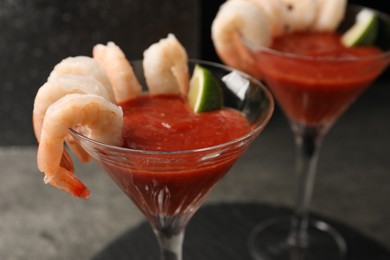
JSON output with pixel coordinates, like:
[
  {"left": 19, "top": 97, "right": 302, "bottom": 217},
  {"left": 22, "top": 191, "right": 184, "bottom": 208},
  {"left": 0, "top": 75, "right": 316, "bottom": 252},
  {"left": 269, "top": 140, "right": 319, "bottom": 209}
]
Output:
[
  {"left": 255, "top": 32, "right": 384, "bottom": 126},
  {"left": 121, "top": 94, "right": 251, "bottom": 151}
]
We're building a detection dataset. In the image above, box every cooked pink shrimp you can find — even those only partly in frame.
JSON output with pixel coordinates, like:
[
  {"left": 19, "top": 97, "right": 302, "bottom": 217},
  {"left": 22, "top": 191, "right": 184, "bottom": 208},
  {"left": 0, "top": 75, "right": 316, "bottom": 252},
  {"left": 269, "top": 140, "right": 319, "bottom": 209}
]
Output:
[
  {"left": 93, "top": 42, "right": 142, "bottom": 103},
  {"left": 313, "top": 0, "right": 347, "bottom": 31},
  {"left": 33, "top": 75, "right": 114, "bottom": 140},
  {"left": 252, "top": 0, "right": 284, "bottom": 37},
  {"left": 33, "top": 75, "right": 114, "bottom": 162},
  {"left": 37, "top": 94, "right": 123, "bottom": 198},
  {"left": 279, "top": 0, "right": 318, "bottom": 33},
  {"left": 211, "top": 0, "right": 270, "bottom": 79},
  {"left": 48, "top": 56, "right": 115, "bottom": 102},
  {"left": 143, "top": 34, "right": 189, "bottom": 95}
]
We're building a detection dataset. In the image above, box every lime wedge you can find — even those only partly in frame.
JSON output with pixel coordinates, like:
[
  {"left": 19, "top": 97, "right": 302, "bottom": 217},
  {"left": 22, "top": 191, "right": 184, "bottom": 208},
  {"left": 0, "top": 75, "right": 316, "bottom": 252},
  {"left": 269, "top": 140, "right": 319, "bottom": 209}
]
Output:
[
  {"left": 188, "top": 64, "right": 223, "bottom": 113},
  {"left": 342, "top": 8, "right": 378, "bottom": 47}
]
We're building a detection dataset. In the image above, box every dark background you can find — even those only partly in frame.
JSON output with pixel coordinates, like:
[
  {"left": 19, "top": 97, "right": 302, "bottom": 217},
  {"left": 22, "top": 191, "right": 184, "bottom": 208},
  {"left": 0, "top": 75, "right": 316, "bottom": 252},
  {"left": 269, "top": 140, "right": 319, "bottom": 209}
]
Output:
[
  {"left": 0, "top": 0, "right": 199, "bottom": 146},
  {"left": 0, "top": 0, "right": 388, "bottom": 146}
]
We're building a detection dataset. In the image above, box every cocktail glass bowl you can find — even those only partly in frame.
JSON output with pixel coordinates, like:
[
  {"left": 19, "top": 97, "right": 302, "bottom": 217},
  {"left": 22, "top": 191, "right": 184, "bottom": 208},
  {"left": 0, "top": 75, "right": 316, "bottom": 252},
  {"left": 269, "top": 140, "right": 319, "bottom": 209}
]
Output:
[
  {"left": 242, "top": 4, "right": 390, "bottom": 260},
  {"left": 70, "top": 60, "right": 274, "bottom": 260}
]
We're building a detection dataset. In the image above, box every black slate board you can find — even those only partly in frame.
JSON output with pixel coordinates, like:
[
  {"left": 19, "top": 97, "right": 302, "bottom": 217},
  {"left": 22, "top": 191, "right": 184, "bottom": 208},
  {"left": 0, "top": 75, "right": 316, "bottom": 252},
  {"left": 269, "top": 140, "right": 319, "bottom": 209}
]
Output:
[{"left": 93, "top": 203, "right": 390, "bottom": 260}]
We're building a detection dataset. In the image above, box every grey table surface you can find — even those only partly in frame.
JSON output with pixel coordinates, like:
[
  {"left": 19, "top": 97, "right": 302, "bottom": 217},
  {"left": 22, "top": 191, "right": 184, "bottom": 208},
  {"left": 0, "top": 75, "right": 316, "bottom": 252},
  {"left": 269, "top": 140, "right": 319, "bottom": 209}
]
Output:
[{"left": 1, "top": 77, "right": 389, "bottom": 260}]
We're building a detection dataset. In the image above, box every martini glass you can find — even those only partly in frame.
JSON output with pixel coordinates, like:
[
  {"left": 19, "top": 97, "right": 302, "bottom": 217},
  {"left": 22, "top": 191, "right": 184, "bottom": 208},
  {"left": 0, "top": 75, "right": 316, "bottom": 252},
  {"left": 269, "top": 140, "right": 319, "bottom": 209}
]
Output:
[
  {"left": 69, "top": 60, "right": 274, "bottom": 260},
  {"left": 237, "top": 4, "right": 390, "bottom": 260}
]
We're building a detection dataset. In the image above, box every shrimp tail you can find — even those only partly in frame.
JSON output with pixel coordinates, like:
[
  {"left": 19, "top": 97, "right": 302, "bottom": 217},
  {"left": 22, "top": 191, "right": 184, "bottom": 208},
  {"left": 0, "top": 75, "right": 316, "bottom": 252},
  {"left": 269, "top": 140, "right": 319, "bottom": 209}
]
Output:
[
  {"left": 61, "top": 149, "right": 75, "bottom": 172},
  {"left": 42, "top": 149, "right": 90, "bottom": 199},
  {"left": 44, "top": 168, "right": 90, "bottom": 199}
]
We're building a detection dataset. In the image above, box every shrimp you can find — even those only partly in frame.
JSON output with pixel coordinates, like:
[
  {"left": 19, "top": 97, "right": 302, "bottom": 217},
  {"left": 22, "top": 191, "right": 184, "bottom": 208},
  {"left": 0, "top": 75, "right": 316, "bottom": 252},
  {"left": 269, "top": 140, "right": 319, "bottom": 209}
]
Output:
[
  {"left": 48, "top": 56, "right": 115, "bottom": 102},
  {"left": 93, "top": 42, "right": 142, "bottom": 103},
  {"left": 33, "top": 75, "right": 114, "bottom": 140},
  {"left": 211, "top": 0, "right": 270, "bottom": 79},
  {"left": 33, "top": 75, "right": 114, "bottom": 162},
  {"left": 50, "top": 150, "right": 90, "bottom": 199},
  {"left": 252, "top": 0, "right": 285, "bottom": 37},
  {"left": 313, "top": 0, "right": 347, "bottom": 32},
  {"left": 37, "top": 93, "right": 123, "bottom": 198},
  {"left": 143, "top": 34, "right": 189, "bottom": 95},
  {"left": 46, "top": 56, "right": 116, "bottom": 162},
  {"left": 279, "top": 0, "right": 318, "bottom": 33}
]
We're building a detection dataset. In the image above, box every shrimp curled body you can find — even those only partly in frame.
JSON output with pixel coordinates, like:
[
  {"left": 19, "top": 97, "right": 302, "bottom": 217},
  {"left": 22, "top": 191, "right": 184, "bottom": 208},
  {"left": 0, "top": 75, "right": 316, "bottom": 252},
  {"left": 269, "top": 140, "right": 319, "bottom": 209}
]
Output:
[
  {"left": 48, "top": 56, "right": 115, "bottom": 101},
  {"left": 280, "top": 0, "right": 319, "bottom": 33},
  {"left": 33, "top": 75, "right": 114, "bottom": 141},
  {"left": 211, "top": 0, "right": 270, "bottom": 78},
  {"left": 93, "top": 42, "right": 142, "bottom": 103},
  {"left": 252, "top": 0, "right": 284, "bottom": 37},
  {"left": 143, "top": 34, "right": 189, "bottom": 95},
  {"left": 314, "top": 0, "right": 347, "bottom": 31},
  {"left": 33, "top": 75, "right": 115, "bottom": 163},
  {"left": 38, "top": 94, "right": 123, "bottom": 198}
]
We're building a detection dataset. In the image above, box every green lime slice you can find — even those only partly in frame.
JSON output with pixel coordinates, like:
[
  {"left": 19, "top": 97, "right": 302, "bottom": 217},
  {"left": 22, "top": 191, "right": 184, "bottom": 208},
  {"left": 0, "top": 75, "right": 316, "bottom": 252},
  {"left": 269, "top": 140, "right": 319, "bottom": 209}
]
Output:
[
  {"left": 342, "top": 8, "right": 378, "bottom": 47},
  {"left": 188, "top": 64, "right": 223, "bottom": 113}
]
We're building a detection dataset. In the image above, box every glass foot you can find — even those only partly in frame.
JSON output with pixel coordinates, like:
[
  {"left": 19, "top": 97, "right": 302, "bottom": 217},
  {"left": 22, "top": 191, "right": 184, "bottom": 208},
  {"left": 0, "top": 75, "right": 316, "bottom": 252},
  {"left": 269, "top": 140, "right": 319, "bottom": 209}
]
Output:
[{"left": 248, "top": 217, "right": 347, "bottom": 260}]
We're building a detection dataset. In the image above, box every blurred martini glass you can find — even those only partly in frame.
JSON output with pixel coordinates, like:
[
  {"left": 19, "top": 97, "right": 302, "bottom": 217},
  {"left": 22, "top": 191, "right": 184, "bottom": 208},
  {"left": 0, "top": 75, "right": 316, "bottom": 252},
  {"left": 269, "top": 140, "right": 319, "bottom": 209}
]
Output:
[
  {"left": 248, "top": 5, "right": 390, "bottom": 260},
  {"left": 212, "top": 2, "right": 390, "bottom": 259}
]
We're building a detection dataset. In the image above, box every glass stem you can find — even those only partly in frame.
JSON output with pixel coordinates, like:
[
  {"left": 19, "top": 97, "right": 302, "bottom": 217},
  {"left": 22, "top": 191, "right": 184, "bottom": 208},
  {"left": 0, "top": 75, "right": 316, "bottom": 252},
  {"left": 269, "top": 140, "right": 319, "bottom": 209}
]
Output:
[
  {"left": 288, "top": 124, "right": 325, "bottom": 248},
  {"left": 154, "top": 227, "right": 185, "bottom": 260}
]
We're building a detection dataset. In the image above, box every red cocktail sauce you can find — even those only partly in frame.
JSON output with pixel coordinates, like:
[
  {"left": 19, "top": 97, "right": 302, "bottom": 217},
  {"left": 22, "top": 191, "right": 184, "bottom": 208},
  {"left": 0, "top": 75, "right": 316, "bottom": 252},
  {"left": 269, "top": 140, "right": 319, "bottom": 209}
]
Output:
[
  {"left": 103, "top": 95, "right": 251, "bottom": 223},
  {"left": 121, "top": 94, "right": 250, "bottom": 151},
  {"left": 255, "top": 32, "right": 384, "bottom": 126}
]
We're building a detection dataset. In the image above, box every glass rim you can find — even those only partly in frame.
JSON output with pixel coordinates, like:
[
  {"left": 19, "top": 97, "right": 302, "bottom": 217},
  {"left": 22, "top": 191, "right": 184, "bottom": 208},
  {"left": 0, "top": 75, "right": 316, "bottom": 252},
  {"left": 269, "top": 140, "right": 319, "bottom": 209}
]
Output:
[
  {"left": 69, "top": 59, "right": 275, "bottom": 156},
  {"left": 244, "top": 4, "right": 390, "bottom": 62}
]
